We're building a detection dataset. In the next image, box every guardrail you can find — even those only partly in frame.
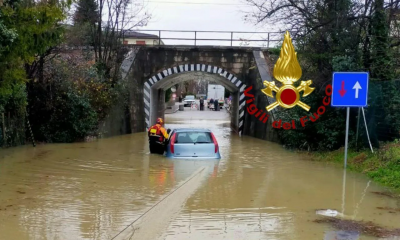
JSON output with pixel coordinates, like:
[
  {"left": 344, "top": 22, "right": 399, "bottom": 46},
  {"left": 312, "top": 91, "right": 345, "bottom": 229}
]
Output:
[{"left": 121, "top": 30, "right": 289, "bottom": 48}]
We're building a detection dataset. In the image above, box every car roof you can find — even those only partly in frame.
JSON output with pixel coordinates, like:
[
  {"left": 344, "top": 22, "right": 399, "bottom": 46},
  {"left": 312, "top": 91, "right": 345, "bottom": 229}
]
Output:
[{"left": 172, "top": 128, "right": 211, "bottom": 133}]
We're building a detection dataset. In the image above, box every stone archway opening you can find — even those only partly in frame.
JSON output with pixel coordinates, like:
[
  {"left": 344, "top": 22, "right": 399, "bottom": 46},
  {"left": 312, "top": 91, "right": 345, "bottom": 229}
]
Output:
[
  {"left": 152, "top": 72, "right": 237, "bottom": 124},
  {"left": 143, "top": 64, "right": 246, "bottom": 136}
]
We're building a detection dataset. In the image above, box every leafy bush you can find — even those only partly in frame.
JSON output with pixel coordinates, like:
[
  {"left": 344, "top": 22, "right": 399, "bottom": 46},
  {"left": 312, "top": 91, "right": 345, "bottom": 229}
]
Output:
[
  {"left": 39, "top": 87, "right": 98, "bottom": 142},
  {"left": 275, "top": 89, "right": 351, "bottom": 151},
  {"left": 71, "top": 64, "right": 118, "bottom": 120},
  {"left": 274, "top": 54, "right": 371, "bottom": 151},
  {"left": 28, "top": 55, "right": 117, "bottom": 143}
]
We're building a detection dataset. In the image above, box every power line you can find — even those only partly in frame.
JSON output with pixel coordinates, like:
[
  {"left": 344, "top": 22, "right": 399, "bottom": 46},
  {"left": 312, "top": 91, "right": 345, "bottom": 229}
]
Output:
[{"left": 137, "top": 0, "right": 249, "bottom": 6}]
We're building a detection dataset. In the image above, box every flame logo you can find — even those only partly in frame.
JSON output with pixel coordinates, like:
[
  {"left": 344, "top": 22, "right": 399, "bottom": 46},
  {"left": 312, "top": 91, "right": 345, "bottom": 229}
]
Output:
[
  {"left": 273, "top": 31, "right": 302, "bottom": 84},
  {"left": 261, "top": 31, "right": 315, "bottom": 112}
]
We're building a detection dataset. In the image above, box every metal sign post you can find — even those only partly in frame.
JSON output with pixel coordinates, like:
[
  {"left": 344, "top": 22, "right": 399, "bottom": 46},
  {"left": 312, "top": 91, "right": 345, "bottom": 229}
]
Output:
[
  {"left": 331, "top": 72, "right": 369, "bottom": 168},
  {"left": 344, "top": 107, "right": 350, "bottom": 168}
]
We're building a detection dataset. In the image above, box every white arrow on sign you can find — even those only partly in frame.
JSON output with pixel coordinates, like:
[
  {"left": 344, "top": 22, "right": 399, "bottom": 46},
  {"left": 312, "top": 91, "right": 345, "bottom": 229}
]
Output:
[{"left": 353, "top": 81, "right": 362, "bottom": 99}]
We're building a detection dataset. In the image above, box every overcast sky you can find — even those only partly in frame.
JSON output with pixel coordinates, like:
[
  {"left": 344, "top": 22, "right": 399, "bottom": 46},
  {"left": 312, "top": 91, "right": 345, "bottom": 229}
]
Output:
[{"left": 131, "top": 0, "right": 284, "bottom": 47}]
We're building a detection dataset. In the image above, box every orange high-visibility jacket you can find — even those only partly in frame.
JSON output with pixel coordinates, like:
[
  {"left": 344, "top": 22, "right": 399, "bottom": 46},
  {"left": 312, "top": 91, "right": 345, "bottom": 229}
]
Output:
[{"left": 148, "top": 124, "right": 169, "bottom": 142}]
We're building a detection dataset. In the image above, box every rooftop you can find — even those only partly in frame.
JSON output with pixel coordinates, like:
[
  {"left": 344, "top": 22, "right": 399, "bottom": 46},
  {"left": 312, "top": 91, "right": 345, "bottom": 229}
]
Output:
[{"left": 123, "top": 31, "right": 159, "bottom": 39}]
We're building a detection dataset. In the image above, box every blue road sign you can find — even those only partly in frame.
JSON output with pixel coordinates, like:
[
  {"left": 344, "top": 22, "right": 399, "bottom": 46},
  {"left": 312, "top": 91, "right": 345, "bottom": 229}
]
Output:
[{"left": 331, "top": 72, "right": 369, "bottom": 107}]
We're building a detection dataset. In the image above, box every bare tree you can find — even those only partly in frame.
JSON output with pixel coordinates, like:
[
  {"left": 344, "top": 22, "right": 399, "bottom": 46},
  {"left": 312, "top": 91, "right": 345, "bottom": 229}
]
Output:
[
  {"left": 95, "top": 0, "right": 150, "bottom": 80},
  {"left": 243, "top": 0, "right": 372, "bottom": 39},
  {"left": 69, "top": 0, "right": 150, "bottom": 80},
  {"left": 243, "top": 0, "right": 400, "bottom": 44}
]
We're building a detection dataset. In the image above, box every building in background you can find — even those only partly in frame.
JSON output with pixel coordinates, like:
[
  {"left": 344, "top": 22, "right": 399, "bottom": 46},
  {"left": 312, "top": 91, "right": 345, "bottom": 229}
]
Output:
[{"left": 122, "top": 31, "right": 164, "bottom": 45}]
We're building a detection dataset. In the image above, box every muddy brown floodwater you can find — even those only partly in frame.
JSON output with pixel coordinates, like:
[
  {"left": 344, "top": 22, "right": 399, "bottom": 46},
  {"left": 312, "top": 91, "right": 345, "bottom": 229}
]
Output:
[{"left": 0, "top": 109, "right": 399, "bottom": 240}]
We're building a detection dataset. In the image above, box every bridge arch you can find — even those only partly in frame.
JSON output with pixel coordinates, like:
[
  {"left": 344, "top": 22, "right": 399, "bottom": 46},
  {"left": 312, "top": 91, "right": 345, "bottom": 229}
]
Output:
[{"left": 144, "top": 63, "right": 247, "bottom": 136}]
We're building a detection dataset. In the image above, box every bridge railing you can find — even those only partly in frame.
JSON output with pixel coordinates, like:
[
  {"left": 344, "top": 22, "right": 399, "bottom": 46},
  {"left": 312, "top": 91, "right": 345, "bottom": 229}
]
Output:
[{"left": 121, "top": 30, "right": 289, "bottom": 48}]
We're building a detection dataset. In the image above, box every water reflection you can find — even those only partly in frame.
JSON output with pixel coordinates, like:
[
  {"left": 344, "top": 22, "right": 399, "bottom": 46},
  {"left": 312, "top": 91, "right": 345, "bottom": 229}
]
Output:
[
  {"left": 164, "top": 208, "right": 294, "bottom": 240},
  {"left": 0, "top": 115, "right": 399, "bottom": 240},
  {"left": 0, "top": 134, "right": 178, "bottom": 240},
  {"left": 169, "top": 158, "right": 220, "bottom": 182},
  {"left": 162, "top": 119, "right": 400, "bottom": 240}
]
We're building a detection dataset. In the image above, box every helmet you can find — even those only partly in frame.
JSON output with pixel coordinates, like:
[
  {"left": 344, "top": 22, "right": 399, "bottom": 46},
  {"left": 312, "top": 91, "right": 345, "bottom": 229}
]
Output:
[{"left": 156, "top": 118, "right": 164, "bottom": 124}]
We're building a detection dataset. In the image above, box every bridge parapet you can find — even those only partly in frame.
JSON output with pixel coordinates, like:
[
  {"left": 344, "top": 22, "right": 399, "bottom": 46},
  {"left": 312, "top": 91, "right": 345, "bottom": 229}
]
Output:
[{"left": 121, "top": 29, "right": 288, "bottom": 48}]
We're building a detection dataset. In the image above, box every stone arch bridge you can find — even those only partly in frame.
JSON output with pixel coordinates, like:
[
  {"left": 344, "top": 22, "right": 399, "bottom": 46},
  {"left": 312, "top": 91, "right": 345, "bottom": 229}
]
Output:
[{"left": 112, "top": 45, "right": 278, "bottom": 141}]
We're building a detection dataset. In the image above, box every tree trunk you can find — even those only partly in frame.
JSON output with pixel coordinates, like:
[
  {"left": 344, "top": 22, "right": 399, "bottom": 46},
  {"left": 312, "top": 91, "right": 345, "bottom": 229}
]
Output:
[{"left": 38, "top": 55, "right": 44, "bottom": 83}]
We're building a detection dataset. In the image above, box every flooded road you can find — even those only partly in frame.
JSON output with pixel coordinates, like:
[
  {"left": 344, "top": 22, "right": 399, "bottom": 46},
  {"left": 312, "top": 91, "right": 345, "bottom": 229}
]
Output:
[{"left": 0, "top": 109, "right": 399, "bottom": 240}]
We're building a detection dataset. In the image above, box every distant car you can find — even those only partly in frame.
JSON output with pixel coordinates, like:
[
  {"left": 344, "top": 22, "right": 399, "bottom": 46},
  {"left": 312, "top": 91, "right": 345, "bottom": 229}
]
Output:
[
  {"left": 183, "top": 95, "right": 196, "bottom": 107},
  {"left": 165, "top": 128, "right": 221, "bottom": 159}
]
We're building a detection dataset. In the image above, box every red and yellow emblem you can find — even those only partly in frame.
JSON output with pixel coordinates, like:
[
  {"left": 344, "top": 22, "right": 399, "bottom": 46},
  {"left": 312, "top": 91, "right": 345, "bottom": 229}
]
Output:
[{"left": 262, "top": 31, "right": 314, "bottom": 111}]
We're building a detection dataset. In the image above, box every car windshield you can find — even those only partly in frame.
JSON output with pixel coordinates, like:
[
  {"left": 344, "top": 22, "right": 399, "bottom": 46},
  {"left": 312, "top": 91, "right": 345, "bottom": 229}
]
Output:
[
  {"left": 185, "top": 95, "right": 195, "bottom": 100},
  {"left": 175, "top": 132, "right": 212, "bottom": 143}
]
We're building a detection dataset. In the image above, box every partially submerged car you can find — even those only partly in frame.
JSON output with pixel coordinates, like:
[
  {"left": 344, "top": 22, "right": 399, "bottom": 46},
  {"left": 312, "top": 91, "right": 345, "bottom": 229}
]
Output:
[{"left": 165, "top": 128, "right": 221, "bottom": 159}]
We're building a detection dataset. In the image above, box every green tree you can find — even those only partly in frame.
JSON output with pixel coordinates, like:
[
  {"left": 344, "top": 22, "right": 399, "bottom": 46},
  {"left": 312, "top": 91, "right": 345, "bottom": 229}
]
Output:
[
  {"left": 70, "top": 0, "right": 99, "bottom": 46},
  {"left": 244, "top": 0, "right": 400, "bottom": 150},
  {"left": 370, "top": 0, "right": 394, "bottom": 81},
  {"left": 74, "top": 0, "right": 98, "bottom": 24},
  {"left": 365, "top": 0, "right": 398, "bottom": 147},
  {"left": 0, "top": 0, "right": 71, "bottom": 146}
]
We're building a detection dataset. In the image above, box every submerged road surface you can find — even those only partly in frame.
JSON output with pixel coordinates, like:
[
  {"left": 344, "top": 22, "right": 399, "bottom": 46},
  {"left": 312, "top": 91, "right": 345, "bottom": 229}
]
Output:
[{"left": 0, "top": 108, "right": 399, "bottom": 240}]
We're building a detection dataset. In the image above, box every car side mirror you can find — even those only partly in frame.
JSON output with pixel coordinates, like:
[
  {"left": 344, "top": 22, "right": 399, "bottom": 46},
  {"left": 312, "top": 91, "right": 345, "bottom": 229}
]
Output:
[{"left": 167, "top": 129, "right": 171, "bottom": 134}]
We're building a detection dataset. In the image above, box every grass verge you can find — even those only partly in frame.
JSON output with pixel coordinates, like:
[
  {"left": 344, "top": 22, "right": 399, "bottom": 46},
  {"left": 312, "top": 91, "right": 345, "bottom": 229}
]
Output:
[{"left": 306, "top": 142, "right": 400, "bottom": 192}]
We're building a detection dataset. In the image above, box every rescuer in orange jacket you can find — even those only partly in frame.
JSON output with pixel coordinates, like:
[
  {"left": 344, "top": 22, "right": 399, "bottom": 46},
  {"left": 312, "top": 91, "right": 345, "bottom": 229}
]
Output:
[{"left": 148, "top": 117, "right": 171, "bottom": 154}]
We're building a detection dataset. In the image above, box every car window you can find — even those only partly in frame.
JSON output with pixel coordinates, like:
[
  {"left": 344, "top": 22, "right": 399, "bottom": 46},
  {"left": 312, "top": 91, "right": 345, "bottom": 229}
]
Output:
[
  {"left": 175, "top": 132, "right": 212, "bottom": 143},
  {"left": 185, "top": 95, "right": 195, "bottom": 100}
]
